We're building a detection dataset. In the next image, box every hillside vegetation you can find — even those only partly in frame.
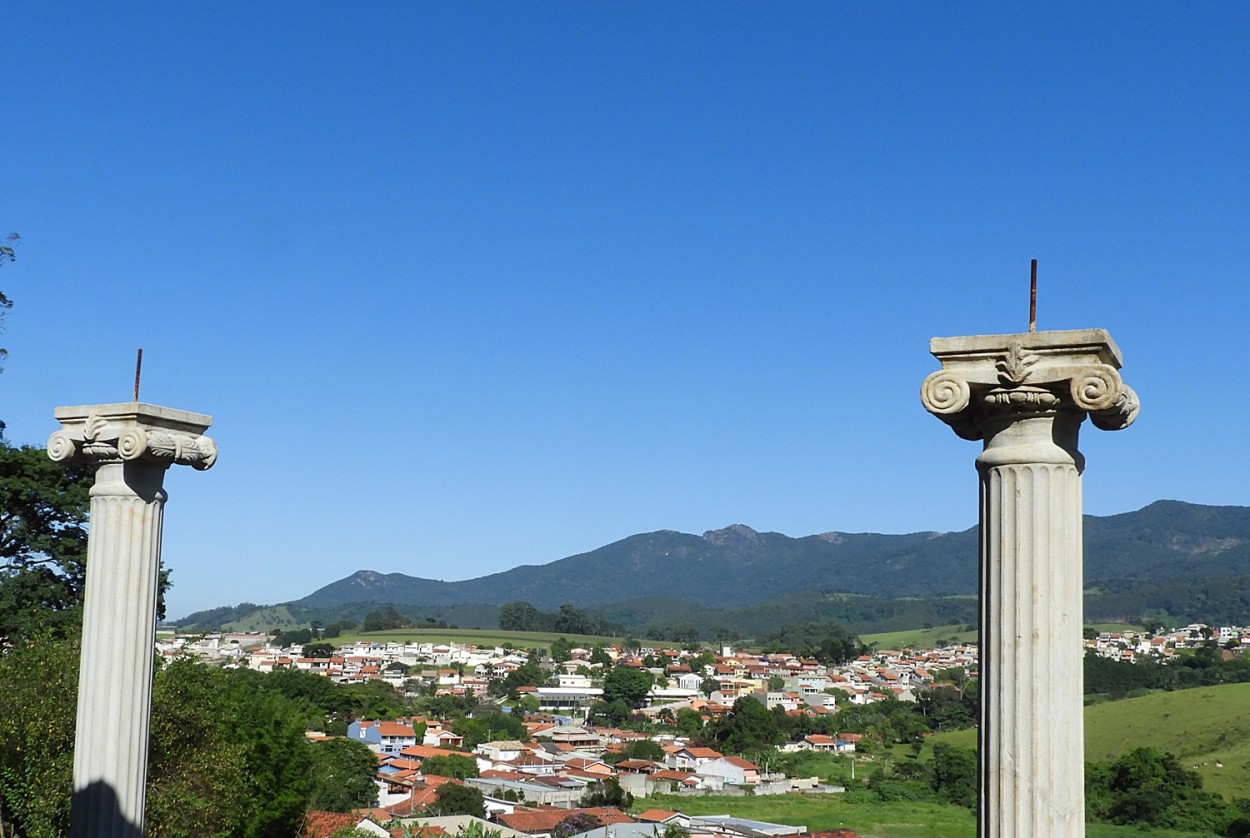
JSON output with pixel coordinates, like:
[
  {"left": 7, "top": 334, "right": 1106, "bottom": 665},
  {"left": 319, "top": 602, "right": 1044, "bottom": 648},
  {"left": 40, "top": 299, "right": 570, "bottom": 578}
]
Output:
[
  {"left": 178, "top": 500, "right": 1250, "bottom": 635},
  {"left": 931, "top": 683, "right": 1250, "bottom": 801},
  {"left": 333, "top": 627, "right": 622, "bottom": 649}
]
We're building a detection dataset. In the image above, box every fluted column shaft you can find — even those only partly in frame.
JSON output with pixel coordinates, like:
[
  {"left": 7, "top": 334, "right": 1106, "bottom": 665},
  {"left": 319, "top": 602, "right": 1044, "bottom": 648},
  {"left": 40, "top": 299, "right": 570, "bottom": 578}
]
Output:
[
  {"left": 976, "top": 412, "right": 1085, "bottom": 836},
  {"left": 70, "top": 461, "right": 168, "bottom": 838}
]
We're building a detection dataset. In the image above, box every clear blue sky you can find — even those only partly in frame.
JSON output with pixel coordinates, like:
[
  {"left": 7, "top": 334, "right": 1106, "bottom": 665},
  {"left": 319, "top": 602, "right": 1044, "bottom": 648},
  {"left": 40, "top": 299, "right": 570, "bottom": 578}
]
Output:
[{"left": 5, "top": 4, "right": 1249, "bottom": 619}]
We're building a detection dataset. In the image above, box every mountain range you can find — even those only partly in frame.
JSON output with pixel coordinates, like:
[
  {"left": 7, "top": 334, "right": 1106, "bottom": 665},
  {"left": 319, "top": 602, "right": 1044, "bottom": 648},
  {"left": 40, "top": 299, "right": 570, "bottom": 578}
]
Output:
[{"left": 180, "top": 500, "right": 1250, "bottom": 635}]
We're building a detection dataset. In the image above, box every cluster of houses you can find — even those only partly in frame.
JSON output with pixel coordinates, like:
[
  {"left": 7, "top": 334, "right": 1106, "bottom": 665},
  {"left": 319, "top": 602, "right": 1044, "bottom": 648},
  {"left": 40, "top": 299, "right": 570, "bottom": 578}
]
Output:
[
  {"left": 303, "top": 719, "right": 854, "bottom": 837},
  {"left": 170, "top": 624, "right": 1236, "bottom": 838},
  {"left": 158, "top": 632, "right": 980, "bottom": 715},
  {"left": 303, "top": 810, "right": 862, "bottom": 838},
  {"left": 1085, "top": 623, "right": 1250, "bottom": 662}
]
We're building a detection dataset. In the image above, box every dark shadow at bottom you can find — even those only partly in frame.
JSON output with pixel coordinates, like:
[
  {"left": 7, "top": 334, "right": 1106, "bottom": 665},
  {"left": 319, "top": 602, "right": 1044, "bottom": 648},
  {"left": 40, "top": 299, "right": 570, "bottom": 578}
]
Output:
[{"left": 70, "top": 781, "right": 143, "bottom": 838}]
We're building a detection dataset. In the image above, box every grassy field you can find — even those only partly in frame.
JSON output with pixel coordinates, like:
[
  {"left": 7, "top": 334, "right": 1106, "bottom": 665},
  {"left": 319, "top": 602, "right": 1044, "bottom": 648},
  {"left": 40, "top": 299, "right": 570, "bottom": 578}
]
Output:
[
  {"left": 1085, "top": 622, "right": 1143, "bottom": 633},
  {"left": 861, "top": 624, "right": 976, "bottom": 650},
  {"left": 930, "top": 682, "right": 1250, "bottom": 801},
  {"left": 642, "top": 793, "right": 1211, "bottom": 838},
  {"left": 220, "top": 605, "right": 302, "bottom": 632},
  {"left": 331, "top": 627, "right": 623, "bottom": 649},
  {"left": 1084, "top": 682, "right": 1250, "bottom": 800},
  {"left": 861, "top": 622, "right": 1142, "bottom": 651}
]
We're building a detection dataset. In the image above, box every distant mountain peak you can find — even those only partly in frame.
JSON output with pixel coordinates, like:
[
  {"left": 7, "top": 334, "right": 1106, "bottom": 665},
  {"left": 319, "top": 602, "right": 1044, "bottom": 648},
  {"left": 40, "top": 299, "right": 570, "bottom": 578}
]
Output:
[{"left": 702, "top": 524, "right": 762, "bottom": 549}]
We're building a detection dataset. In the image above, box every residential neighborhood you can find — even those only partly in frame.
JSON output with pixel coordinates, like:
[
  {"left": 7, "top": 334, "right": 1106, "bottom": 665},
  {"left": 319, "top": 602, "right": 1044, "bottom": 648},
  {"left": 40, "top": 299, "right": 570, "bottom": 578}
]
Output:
[{"left": 144, "top": 620, "right": 1250, "bottom": 838}]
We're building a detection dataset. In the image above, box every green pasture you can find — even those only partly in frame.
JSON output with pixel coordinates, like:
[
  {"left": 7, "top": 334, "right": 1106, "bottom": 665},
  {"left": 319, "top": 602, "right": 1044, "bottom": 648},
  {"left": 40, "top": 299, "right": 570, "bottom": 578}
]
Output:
[
  {"left": 1085, "top": 622, "right": 1145, "bottom": 634},
  {"left": 860, "top": 621, "right": 1143, "bottom": 651},
  {"left": 861, "top": 624, "right": 976, "bottom": 650},
  {"left": 930, "top": 682, "right": 1250, "bottom": 801},
  {"left": 643, "top": 792, "right": 1211, "bottom": 838}
]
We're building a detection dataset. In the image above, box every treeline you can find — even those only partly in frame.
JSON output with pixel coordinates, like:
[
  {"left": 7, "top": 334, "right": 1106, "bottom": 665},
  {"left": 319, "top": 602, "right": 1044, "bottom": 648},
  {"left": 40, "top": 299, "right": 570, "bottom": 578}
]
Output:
[
  {"left": 181, "top": 577, "right": 1250, "bottom": 644},
  {"left": 1086, "top": 747, "right": 1250, "bottom": 835},
  {"left": 759, "top": 621, "right": 868, "bottom": 665},
  {"left": 841, "top": 742, "right": 1250, "bottom": 835},
  {"left": 0, "top": 636, "right": 382, "bottom": 837},
  {"left": 0, "top": 634, "right": 540, "bottom": 837},
  {"left": 497, "top": 601, "right": 622, "bottom": 636},
  {"left": 603, "top": 591, "right": 980, "bottom": 641},
  {"left": 1085, "top": 572, "right": 1250, "bottom": 627},
  {"left": 1084, "top": 644, "right": 1250, "bottom": 698}
]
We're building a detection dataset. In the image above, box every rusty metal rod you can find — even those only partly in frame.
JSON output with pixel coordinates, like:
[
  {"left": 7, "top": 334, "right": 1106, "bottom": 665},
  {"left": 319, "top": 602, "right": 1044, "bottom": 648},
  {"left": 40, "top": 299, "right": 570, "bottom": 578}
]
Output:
[
  {"left": 133, "top": 348, "right": 143, "bottom": 401},
  {"left": 1029, "top": 259, "right": 1037, "bottom": 333}
]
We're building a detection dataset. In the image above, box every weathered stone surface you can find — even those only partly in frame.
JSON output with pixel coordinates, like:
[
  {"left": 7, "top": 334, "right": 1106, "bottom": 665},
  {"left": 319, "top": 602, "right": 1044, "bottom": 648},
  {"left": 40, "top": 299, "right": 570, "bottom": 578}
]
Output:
[
  {"left": 922, "top": 329, "right": 1136, "bottom": 838},
  {"left": 49, "top": 402, "right": 215, "bottom": 838}
]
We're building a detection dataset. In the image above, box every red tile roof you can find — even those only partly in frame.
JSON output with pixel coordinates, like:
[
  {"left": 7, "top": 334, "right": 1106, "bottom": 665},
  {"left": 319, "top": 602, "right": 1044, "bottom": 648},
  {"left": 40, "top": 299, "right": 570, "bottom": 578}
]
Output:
[
  {"left": 499, "top": 808, "right": 635, "bottom": 834},
  {"left": 636, "top": 809, "right": 680, "bottom": 823},
  {"left": 302, "top": 811, "right": 364, "bottom": 838}
]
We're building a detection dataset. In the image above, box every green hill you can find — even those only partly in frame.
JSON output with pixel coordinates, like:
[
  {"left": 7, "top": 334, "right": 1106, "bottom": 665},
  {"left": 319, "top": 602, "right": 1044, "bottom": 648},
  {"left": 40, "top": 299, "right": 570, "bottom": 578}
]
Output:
[
  {"left": 932, "top": 683, "right": 1250, "bottom": 800},
  {"left": 178, "top": 500, "right": 1250, "bottom": 634}
]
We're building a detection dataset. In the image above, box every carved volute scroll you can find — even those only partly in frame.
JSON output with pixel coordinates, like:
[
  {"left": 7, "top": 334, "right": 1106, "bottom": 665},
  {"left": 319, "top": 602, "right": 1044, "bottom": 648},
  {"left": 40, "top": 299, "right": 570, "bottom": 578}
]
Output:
[
  {"left": 921, "top": 328, "right": 1138, "bottom": 439},
  {"left": 48, "top": 403, "right": 217, "bottom": 470}
]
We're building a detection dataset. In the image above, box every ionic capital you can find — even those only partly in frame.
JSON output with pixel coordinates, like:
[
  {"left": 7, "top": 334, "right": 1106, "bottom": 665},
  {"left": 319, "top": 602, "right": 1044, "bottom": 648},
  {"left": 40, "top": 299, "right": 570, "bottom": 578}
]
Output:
[
  {"left": 921, "top": 329, "right": 1139, "bottom": 440},
  {"left": 48, "top": 402, "right": 216, "bottom": 470}
]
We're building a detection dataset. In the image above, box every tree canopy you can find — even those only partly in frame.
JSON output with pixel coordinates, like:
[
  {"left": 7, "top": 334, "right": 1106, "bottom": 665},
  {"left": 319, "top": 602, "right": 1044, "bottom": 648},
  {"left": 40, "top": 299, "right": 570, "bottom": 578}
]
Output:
[
  {"left": 602, "top": 665, "right": 653, "bottom": 708},
  {"left": 759, "top": 621, "right": 867, "bottom": 665},
  {"left": 0, "top": 444, "right": 92, "bottom": 641},
  {"left": 429, "top": 783, "right": 485, "bottom": 818},
  {"left": 0, "top": 640, "right": 381, "bottom": 838}
]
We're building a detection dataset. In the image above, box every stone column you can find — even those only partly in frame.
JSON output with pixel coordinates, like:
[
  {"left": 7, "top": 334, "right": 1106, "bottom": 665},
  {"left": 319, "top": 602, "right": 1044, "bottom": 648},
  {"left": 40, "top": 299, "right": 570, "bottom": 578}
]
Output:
[
  {"left": 921, "top": 329, "right": 1137, "bottom": 837},
  {"left": 48, "top": 403, "right": 216, "bottom": 838}
]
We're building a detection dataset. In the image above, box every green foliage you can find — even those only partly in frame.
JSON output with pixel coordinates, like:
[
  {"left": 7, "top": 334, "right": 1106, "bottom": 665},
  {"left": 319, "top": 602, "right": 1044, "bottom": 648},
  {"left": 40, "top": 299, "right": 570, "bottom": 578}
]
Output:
[
  {"left": 223, "top": 684, "right": 317, "bottom": 837},
  {"left": 0, "top": 633, "right": 78, "bottom": 837},
  {"left": 429, "top": 783, "right": 485, "bottom": 817},
  {"left": 498, "top": 601, "right": 544, "bottom": 632},
  {"left": 1086, "top": 647, "right": 1250, "bottom": 697},
  {"left": 759, "top": 621, "right": 867, "bottom": 665},
  {"left": 308, "top": 738, "right": 378, "bottom": 812},
  {"left": 363, "top": 606, "right": 407, "bottom": 632},
  {"left": 145, "top": 659, "right": 256, "bottom": 836},
  {"left": 451, "top": 708, "right": 525, "bottom": 749},
  {"left": 554, "top": 603, "right": 594, "bottom": 635},
  {"left": 0, "top": 638, "right": 382, "bottom": 838},
  {"left": 0, "top": 445, "right": 91, "bottom": 641},
  {"left": 603, "top": 665, "right": 653, "bottom": 708},
  {"left": 420, "top": 754, "right": 479, "bottom": 779},
  {"left": 708, "top": 697, "right": 783, "bottom": 754},
  {"left": 549, "top": 636, "right": 573, "bottom": 663},
  {"left": 581, "top": 777, "right": 633, "bottom": 809},
  {"left": 272, "top": 627, "right": 313, "bottom": 647},
  {"left": 587, "top": 699, "right": 632, "bottom": 727},
  {"left": 490, "top": 660, "right": 547, "bottom": 699},
  {"left": 930, "top": 744, "right": 977, "bottom": 808},
  {"left": 675, "top": 707, "right": 705, "bottom": 737},
  {"left": 621, "top": 739, "right": 665, "bottom": 761},
  {"left": 452, "top": 822, "right": 507, "bottom": 838},
  {"left": 1086, "top": 747, "right": 1244, "bottom": 833}
]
